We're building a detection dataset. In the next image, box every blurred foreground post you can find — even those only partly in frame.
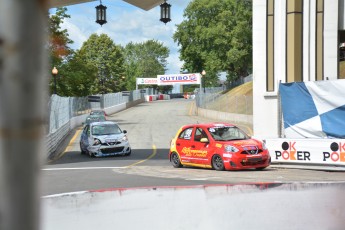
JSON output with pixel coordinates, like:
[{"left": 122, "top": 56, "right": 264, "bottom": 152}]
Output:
[{"left": 0, "top": 0, "right": 48, "bottom": 230}]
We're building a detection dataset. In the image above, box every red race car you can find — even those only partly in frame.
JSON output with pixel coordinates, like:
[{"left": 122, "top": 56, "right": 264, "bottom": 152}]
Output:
[{"left": 169, "top": 123, "right": 271, "bottom": 171}]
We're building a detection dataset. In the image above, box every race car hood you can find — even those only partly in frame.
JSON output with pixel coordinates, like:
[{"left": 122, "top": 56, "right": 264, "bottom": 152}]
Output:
[
  {"left": 227, "top": 138, "right": 262, "bottom": 148},
  {"left": 93, "top": 133, "right": 126, "bottom": 143}
]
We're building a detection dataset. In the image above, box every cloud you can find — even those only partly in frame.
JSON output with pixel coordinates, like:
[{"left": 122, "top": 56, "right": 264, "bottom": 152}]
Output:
[{"left": 60, "top": 0, "right": 191, "bottom": 74}]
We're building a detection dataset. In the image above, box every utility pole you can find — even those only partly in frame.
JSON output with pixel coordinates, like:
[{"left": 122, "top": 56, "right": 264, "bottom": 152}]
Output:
[{"left": 0, "top": 1, "right": 47, "bottom": 230}]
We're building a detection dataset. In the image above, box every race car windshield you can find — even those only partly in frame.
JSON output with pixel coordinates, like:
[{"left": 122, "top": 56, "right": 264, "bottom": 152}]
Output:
[
  {"left": 92, "top": 124, "right": 122, "bottom": 135},
  {"left": 208, "top": 126, "right": 249, "bottom": 141}
]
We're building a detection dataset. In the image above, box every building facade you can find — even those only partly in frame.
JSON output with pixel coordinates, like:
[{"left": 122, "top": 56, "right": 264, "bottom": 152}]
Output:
[{"left": 253, "top": 0, "right": 345, "bottom": 138}]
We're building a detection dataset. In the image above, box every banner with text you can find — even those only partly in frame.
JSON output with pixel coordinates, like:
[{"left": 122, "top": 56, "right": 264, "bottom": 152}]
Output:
[
  {"left": 266, "top": 138, "right": 345, "bottom": 166},
  {"left": 157, "top": 73, "right": 201, "bottom": 85},
  {"left": 136, "top": 78, "right": 158, "bottom": 85}
]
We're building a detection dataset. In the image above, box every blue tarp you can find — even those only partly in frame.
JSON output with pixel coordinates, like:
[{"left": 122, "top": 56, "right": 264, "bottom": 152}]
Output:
[{"left": 279, "top": 80, "right": 345, "bottom": 138}]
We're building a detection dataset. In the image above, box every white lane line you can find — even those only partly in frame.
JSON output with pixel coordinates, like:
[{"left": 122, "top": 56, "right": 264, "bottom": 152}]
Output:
[
  {"left": 42, "top": 166, "right": 126, "bottom": 171},
  {"left": 185, "top": 177, "right": 221, "bottom": 181}
]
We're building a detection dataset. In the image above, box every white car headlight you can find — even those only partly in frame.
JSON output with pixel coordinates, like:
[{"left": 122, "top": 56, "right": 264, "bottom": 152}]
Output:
[
  {"left": 93, "top": 138, "right": 101, "bottom": 145},
  {"left": 224, "top": 145, "right": 239, "bottom": 153},
  {"left": 262, "top": 140, "right": 267, "bottom": 150},
  {"left": 121, "top": 136, "right": 128, "bottom": 141}
]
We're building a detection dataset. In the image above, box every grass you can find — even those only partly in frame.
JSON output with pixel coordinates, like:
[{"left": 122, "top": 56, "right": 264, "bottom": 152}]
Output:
[{"left": 207, "top": 81, "right": 253, "bottom": 115}]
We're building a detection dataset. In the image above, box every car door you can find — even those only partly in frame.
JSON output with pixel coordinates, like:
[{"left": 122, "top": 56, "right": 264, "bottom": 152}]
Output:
[
  {"left": 80, "top": 125, "right": 90, "bottom": 150},
  {"left": 175, "top": 127, "right": 194, "bottom": 164},
  {"left": 191, "top": 127, "right": 211, "bottom": 166}
]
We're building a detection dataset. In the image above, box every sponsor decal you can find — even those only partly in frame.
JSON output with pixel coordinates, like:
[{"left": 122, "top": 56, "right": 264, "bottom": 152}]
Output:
[
  {"left": 275, "top": 141, "right": 311, "bottom": 161},
  {"left": 323, "top": 142, "right": 345, "bottom": 162},
  {"left": 160, "top": 75, "right": 197, "bottom": 83},
  {"left": 223, "top": 153, "right": 232, "bottom": 158},
  {"left": 181, "top": 147, "right": 208, "bottom": 157},
  {"left": 157, "top": 73, "right": 201, "bottom": 85},
  {"left": 215, "top": 143, "right": 223, "bottom": 148},
  {"left": 137, "top": 78, "right": 158, "bottom": 85}
]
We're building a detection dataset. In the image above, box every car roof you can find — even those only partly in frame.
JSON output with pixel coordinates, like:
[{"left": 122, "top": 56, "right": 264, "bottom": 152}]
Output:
[
  {"left": 90, "top": 121, "right": 117, "bottom": 126},
  {"left": 181, "top": 122, "right": 236, "bottom": 129},
  {"left": 88, "top": 114, "right": 105, "bottom": 117},
  {"left": 91, "top": 109, "right": 104, "bottom": 112}
]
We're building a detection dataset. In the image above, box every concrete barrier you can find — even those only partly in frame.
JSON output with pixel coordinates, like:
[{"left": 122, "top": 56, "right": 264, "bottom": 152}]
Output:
[
  {"left": 157, "top": 94, "right": 170, "bottom": 100},
  {"left": 104, "top": 103, "right": 127, "bottom": 115},
  {"left": 145, "top": 95, "right": 157, "bottom": 102},
  {"left": 42, "top": 183, "right": 345, "bottom": 230}
]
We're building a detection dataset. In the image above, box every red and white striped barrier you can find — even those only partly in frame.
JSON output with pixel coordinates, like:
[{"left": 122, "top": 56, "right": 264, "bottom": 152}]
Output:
[
  {"left": 158, "top": 94, "right": 170, "bottom": 100},
  {"left": 144, "top": 95, "right": 170, "bottom": 102}
]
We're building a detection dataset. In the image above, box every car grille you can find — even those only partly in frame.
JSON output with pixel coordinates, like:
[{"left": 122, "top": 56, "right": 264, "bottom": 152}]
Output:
[
  {"left": 240, "top": 158, "right": 265, "bottom": 166},
  {"left": 101, "top": 147, "right": 124, "bottom": 154},
  {"left": 101, "top": 141, "right": 122, "bottom": 146},
  {"left": 241, "top": 145, "right": 263, "bottom": 155}
]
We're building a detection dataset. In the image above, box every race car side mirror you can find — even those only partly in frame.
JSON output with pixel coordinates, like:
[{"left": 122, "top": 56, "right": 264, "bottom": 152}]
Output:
[{"left": 123, "top": 130, "right": 127, "bottom": 134}]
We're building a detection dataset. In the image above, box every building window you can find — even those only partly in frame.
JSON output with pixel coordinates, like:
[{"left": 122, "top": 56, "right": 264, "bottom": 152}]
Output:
[
  {"left": 316, "top": 0, "right": 324, "bottom": 81},
  {"left": 286, "top": 0, "right": 303, "bottom": 83},
  {"left": 339, "top": 31, "right": 345, "bottom": 79},
  {"left": 267, "top": 0, "right": 274, "bottom": 91}
]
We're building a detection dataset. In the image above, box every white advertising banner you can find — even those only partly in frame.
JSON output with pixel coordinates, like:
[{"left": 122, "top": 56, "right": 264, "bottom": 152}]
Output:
[
  {"left": 266, "top": 138, "right": 345, "bottom": 166},
  {"left": 157, "top": 73, "right": 201, "bottom": 85},
  {"left": 136, "top": 78, "right": 158, "bottom": 85}
]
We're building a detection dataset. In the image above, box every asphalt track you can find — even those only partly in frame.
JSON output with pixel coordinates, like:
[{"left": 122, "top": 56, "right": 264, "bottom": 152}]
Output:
[{"left": 41, "top": 99, "right": 345, "bottom": 196}]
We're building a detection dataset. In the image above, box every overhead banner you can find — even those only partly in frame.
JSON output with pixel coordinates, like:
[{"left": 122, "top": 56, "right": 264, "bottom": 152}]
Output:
[
  {"left": 157, "top": 73, "right": 201, "bottom": 85},
  {"left": 136, "top": 78, "right": 158, "bottom": 85},
  {"left": 279, "top": 80, "right": 345, "bottom": 138}
]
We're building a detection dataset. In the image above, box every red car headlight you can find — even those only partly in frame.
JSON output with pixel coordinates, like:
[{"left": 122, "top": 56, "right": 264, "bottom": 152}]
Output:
[{"left": 224, "top": 145, "right": 239, "bottom": 153}]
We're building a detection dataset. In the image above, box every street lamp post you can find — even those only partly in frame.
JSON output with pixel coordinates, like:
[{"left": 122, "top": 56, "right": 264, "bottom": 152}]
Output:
[
  {"left": 52, "top": 67, "right": 58, "bottom": 95},
  {"left": 201, "top": 70, "right": 206, "bottom": 93}
]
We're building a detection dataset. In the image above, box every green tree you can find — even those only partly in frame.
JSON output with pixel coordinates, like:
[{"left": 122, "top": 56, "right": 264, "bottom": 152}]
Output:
[
  {"left": 123, "top": 40, "right": 170, "bottom": 90},
  {"left": 48, "top": 7, "right": 73, "bottom": 67},
  {"left": 79, "top": 33, "right": 126, "bottom": 94},
  {"left": 173, "top": 0, "right": 252, "bottom": 85},
  {"left": 55, "top": 53, "right": 98, "bottom": 97},
  {"left": 48, "top": 7, "right": 74, "bottom": 95}
]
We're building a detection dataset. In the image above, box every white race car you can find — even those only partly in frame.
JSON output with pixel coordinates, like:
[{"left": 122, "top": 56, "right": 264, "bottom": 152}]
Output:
[{"left": 80, "top": 121, "right": 131, "bottom": 157}]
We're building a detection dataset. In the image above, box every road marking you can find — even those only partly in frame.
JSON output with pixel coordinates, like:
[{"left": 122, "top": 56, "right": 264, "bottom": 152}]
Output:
[
  {"left": 64, "top": 128, "right": 82, "bottom": 152},
  {"left": 127, "top": 145, "right": 157, "bottom": 167},
  {"left": 48, "top": 128, "right": 82, "bottom": 163},
  {"left": 185, "top": 177, "right": 221, "bottom": 181},
  {"left": 188, "top": 101, "right": 195, "bottom": 116},
  {"left": 42, "top": 166, "right": 126, "bottom": 171}
]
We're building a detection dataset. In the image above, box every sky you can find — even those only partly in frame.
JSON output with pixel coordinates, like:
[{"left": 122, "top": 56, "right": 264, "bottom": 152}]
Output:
[{"left": 57, "top": 0, "right": 191, "bottom": 75}]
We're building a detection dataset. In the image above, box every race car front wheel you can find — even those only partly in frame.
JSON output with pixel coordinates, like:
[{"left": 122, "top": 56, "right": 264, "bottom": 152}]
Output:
[
  {"left": 88, "top": 150, "right": 96, "bottom": 158},
  {"left": 171, "top": 152, "right": 182, "bottom": 168},
  {"left": 80, "top": 142, "right": 86, "bottom": 155},
  {"left": 212, "top": 154, "right": 225, "bottom": 171}
]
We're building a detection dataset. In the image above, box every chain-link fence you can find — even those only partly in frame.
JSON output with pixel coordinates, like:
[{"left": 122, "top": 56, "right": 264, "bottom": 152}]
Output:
[
  {"left": 46, "top": 88, "right": 156, "bottom": 158},
  {"left": 195, "top": 75, "right": 253, "bottom": 115},
  {"left": 196, "top": 93, "right": 253, "bottom": 115},
  {"left": 47, "top": 88, "right": 157, "bottom": 135}
]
